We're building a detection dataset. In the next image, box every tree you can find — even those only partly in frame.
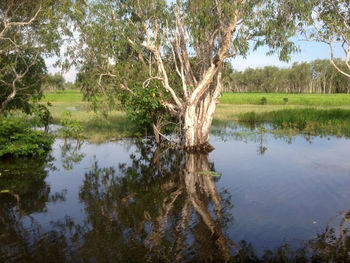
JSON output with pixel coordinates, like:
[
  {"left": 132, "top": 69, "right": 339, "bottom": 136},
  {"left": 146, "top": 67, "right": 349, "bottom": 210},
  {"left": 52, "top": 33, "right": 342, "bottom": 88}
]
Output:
[
  {"left": 298, "top": 0, "right": 350, "bottom": 78},
  {"left": 0, "top": 50, "right": 47, "bottom": 113},
  {"left": 0, "top": 0, "right": 70, "bottom": 114},
  {"left": 42, "top": 73, "right": 65, "bottom": 92},
  {"left": 76, "top": 60, "right": 176, "bottom": 144},
  {"left": 72, "top": 0, "right": 297, "bottom": 151}
]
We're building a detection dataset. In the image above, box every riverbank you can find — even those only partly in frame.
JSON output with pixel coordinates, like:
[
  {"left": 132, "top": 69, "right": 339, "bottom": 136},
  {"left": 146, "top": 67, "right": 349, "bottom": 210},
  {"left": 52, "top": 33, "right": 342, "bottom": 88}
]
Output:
[{"left": 43, "top": 90, "right": 350, "bottom": 142}]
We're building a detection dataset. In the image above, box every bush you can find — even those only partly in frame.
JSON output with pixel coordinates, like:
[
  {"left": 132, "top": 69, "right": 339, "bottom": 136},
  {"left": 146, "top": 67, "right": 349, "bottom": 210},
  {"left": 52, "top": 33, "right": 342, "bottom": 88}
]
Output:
[
  {"left": 60, "top": 111, "right": 84, "bottom": 141},
  {"left": 260, "top": 97, "right": 267, "bottom": 105},
  {"left": 283, "top": 97, "right": 288, "bottom": 104},
  {"left": 0, "top": 117, "right": 54, "bottom": 158}
]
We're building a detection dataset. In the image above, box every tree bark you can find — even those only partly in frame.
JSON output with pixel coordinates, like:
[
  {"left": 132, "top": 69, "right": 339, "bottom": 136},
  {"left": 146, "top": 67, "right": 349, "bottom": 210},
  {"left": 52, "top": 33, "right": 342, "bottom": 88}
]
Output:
[
  {"left": 0, "top": 89, "right": 16, "bottom": 115},
  {"left": 183, "top": 72, "right": 223, "bottom": 152}
]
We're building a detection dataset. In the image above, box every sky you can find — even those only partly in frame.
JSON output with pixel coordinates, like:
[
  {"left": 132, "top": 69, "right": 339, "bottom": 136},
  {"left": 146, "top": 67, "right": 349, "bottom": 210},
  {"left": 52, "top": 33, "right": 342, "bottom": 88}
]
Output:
[
  {"left": 47, "top": 39, "right": 344, "bottom": 83},
  {"left": 231, "top": 40, "right": 344, "bottom": 71}
]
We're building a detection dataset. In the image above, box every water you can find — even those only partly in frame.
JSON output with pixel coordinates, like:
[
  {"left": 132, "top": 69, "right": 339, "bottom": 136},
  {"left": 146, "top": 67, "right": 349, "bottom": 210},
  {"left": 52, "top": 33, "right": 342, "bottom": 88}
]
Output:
[{"left": 1, "top": 124, "right": 350, "bottom": 262}]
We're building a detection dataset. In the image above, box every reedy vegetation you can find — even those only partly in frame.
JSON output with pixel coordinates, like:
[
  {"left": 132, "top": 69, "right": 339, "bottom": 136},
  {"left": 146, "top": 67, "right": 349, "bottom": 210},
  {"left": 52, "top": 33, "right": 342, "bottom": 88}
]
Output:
[{"left": 238, "top": 108, "right": 350, "bottom": 138}]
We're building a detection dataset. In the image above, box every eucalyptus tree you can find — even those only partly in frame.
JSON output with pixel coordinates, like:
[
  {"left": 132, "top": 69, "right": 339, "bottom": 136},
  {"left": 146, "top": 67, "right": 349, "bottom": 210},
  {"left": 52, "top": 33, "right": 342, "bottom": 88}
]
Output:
[
  {"left": 298, "top": 0, "right": 350, "bottom": 79},
  {"left": 73, "top": 0, "right": 297, "bottom": 151},
  {"left": 0, "top": 0, "right": 70, "bottom": 114}
]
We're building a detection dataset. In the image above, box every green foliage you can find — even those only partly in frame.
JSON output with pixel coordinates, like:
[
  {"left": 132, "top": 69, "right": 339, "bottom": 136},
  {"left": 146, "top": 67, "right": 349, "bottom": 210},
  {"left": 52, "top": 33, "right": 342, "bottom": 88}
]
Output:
[
  {"left": 283, "top": 97, "right": 288, "bottom": 104},
  {"left": 60, "top": 111, "right": 84, "bottom": 141},
  {"left": 260, "top": 97, "right": 267, "bottom": 105},
  {"left": 0, "top": 117, "right": 54, "bottom": 158},
  {"left": 42, "top": 73, "right": 65, "bottom": 92},
  {"left": 77, "top": 61, "right": 175, "bottom": 136},
  {"left": 30, "top": 103, "right": 53, "bottom": 132},
  {"left": 294, "top": 0, "right": 350, "bottom": 79},
  {"left": 0, "top": 50, "right": 47, "bottom": 114},
  {"left": 69, "top": 0, "right": 299, "bottom": 143},
  {"left": 0, "top": 0, "right": 74, "bottom": 114},
  {"left": 228, "top": 59, "right": 350, "bottom": 93}
]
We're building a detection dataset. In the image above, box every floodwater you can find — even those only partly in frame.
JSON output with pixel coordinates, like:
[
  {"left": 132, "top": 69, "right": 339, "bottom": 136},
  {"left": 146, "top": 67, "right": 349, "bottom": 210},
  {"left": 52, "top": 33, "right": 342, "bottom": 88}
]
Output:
[{"left": 1, "top": 124, "right": 350, "bottom": 262}]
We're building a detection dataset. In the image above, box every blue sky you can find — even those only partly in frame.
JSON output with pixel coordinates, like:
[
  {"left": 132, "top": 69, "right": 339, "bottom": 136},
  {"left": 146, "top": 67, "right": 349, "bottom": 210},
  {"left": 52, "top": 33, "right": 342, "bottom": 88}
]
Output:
[
  {"left": 231, "top": 40, "right": 344, "bottom": 71},
  {"left": 48, "top": 40, "right": 344, "bottom": 82}
]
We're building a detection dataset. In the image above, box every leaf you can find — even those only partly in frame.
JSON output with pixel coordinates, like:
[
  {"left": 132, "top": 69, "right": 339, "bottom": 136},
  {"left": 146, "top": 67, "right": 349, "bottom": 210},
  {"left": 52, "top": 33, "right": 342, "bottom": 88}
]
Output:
[
  {"left": 0, "top": 189, "right": 11, "bottom": 194},
  {"left": 198, "top": 171, "right": 221, "bottom": 177}
]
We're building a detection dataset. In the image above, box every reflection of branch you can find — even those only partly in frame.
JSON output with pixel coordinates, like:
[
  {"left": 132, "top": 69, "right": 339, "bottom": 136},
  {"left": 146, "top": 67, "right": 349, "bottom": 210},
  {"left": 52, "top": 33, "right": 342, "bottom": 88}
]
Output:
[
  {"left": 310, "top": 210, "right": 350, "bottom": 259},
  {"left": 184, "top": 153, "right": 238, "bottom": 260},
  {"left": 145, "top": 189, "right": 182, "bottom": 250}
]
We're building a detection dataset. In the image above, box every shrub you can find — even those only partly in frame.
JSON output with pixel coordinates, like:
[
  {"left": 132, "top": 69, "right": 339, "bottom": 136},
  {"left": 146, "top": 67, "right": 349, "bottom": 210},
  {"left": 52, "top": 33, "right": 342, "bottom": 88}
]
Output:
[
  {"left": 60, "top": 111, "right": 84, "bottom": 141},
  {"left": 283, "top": 97, "right": 288, "bottom": 104},
  {"left": 260, "top": 97, "right": 267, "bottom": 105},
  {"left": 30, "top": 103, "right": 53, "bottom": 132},
  {"left": 0, "top": 117, "right": 54, "bottom": 158}
]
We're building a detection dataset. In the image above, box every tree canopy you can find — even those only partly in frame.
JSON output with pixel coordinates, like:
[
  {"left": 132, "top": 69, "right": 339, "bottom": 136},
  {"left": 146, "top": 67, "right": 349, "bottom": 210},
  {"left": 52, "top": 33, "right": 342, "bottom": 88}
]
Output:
[
  {"left": 295, "top": 0, "right": 350, "bottom": 78},
  {"left": 72, "top": 0, "right": 298, "bottom": 150},
  {"left": 0, "top": 0, "right": 70, "bottom": 114}
]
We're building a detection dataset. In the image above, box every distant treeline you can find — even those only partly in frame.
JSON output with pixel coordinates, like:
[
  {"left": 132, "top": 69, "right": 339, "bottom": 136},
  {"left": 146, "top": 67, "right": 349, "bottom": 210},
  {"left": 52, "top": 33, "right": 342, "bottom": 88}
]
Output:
[
  {"left": 224, "top": 59, "right": 350, "bottom": 94},
  {"left": 42, "top": 73, "right": 76, "bottom": 92}
]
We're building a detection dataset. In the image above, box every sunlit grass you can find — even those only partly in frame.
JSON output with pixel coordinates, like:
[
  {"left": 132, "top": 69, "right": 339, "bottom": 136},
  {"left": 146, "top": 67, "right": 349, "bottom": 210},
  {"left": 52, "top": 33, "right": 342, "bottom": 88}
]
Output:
[
  {"left": 220, "top": 92, "right": 350, "bottom": 106},
  {"left": 43, "top": 90, "right": 350, "bottom": 141},
  {"left": 237, "top": 108, "right": 350, "bottom": 137},
  {"left": 43, "top": 90, "right": 134, "bottom": 143},
  {"left": 43, "top": 90, "right": 83, "bottom": 103}
]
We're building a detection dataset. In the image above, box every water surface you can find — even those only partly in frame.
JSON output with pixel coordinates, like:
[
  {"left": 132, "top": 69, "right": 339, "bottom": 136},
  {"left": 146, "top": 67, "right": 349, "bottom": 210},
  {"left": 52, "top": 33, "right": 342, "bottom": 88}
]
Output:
[{"left": 1, "top": 124, "right": 350, "bottom": 262}]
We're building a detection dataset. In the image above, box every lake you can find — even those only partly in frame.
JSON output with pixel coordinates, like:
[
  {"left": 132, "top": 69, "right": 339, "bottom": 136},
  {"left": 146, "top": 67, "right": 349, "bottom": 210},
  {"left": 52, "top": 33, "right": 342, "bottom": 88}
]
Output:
[{"left": 1, "top": 124, "right": 350, "bottom": 262}]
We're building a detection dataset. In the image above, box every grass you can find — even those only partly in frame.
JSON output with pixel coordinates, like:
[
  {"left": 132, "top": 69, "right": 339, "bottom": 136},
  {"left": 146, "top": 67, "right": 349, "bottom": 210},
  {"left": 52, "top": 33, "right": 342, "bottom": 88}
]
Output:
[
  {"left": 43, "top": 90, "right": 84, "bottom": 103},
  {"left": 42, "top": 90, "right": 135, "bottom": 142},
  {"left": 220, "top": 93, "right": 350, "bottom": 106},
  {"left": 42, "top": 90, "right": 350, "bottom": 141},
  {"left": 237, "top": 108, "right": 350, "bottom": 138}
]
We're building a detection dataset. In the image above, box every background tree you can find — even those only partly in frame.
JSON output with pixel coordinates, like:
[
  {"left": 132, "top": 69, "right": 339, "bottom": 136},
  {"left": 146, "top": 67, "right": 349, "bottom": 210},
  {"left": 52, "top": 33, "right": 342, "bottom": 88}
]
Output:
[
  {"left": 229, "top": 59, "right": 350, "bottom": 94},
  {"left": 0, "top": 0, "right": 70, "bottom": 115},
  {"left": 297, "top": 0, "right": 350, "bottom": 78},
  {"left": 71, "top": 0, "right": 297, "bottom": 151},
  {"left": 42, "top": 73, "right": 65, "bottom": 92},
  {"left": 0, "top": 50, "right": 47, "bottom": 114}
]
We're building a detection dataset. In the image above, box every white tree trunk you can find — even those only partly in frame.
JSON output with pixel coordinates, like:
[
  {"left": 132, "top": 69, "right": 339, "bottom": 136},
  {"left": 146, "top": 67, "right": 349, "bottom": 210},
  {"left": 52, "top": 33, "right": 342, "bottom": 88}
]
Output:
[
  {"left": 183, "top": 73, "right": 222, "bottom": 152},
  {"left": 183, "top": 103, "right": 214, "bottom": 151}
]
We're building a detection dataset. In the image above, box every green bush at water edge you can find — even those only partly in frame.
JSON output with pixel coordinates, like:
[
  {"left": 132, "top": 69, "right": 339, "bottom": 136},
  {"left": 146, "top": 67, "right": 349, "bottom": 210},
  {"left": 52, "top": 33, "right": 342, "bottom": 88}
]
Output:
[{"left": 0, "top": 117, "right": 54, "bottom": 158}]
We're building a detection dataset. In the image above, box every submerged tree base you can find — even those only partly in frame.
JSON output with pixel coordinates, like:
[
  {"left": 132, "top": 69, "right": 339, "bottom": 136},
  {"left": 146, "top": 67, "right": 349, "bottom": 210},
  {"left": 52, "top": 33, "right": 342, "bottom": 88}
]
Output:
[{"left": 184, "top": 142, "right": 215, "bottom": 153}]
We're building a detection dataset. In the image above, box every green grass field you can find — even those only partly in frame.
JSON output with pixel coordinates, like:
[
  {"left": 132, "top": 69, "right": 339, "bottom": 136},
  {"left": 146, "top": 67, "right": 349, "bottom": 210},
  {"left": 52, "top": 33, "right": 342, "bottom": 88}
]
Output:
[
  {"left": 43, "top": 90, "right": 350, "bottom": 141},
  {"left": 220, "top": 92, "right": 350, "bottom": 106},
  {"left": 43, "top": 90, "right": 134, "bottom": 142},
  {"left": 43, "top": 90, "right": 84, "bottom": 103}
]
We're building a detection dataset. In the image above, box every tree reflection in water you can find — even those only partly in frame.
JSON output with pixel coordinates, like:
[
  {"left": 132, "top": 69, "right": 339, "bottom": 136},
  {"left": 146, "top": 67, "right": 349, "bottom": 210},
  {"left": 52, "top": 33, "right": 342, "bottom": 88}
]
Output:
[
  {"left": 77, "top": 142, "right": 235, "bottom": 262},
  {"left": 0, "top": 142, "right": 350, "bottom": 262},
  {"left": 77, "top": 142, "right": 350, "bottom": 262},
  {"left": 60, "top": 139, "right": 85, "bottom": 171},
  {"left": 0, "top": 156, "right": 68, "bottom": 262}
]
